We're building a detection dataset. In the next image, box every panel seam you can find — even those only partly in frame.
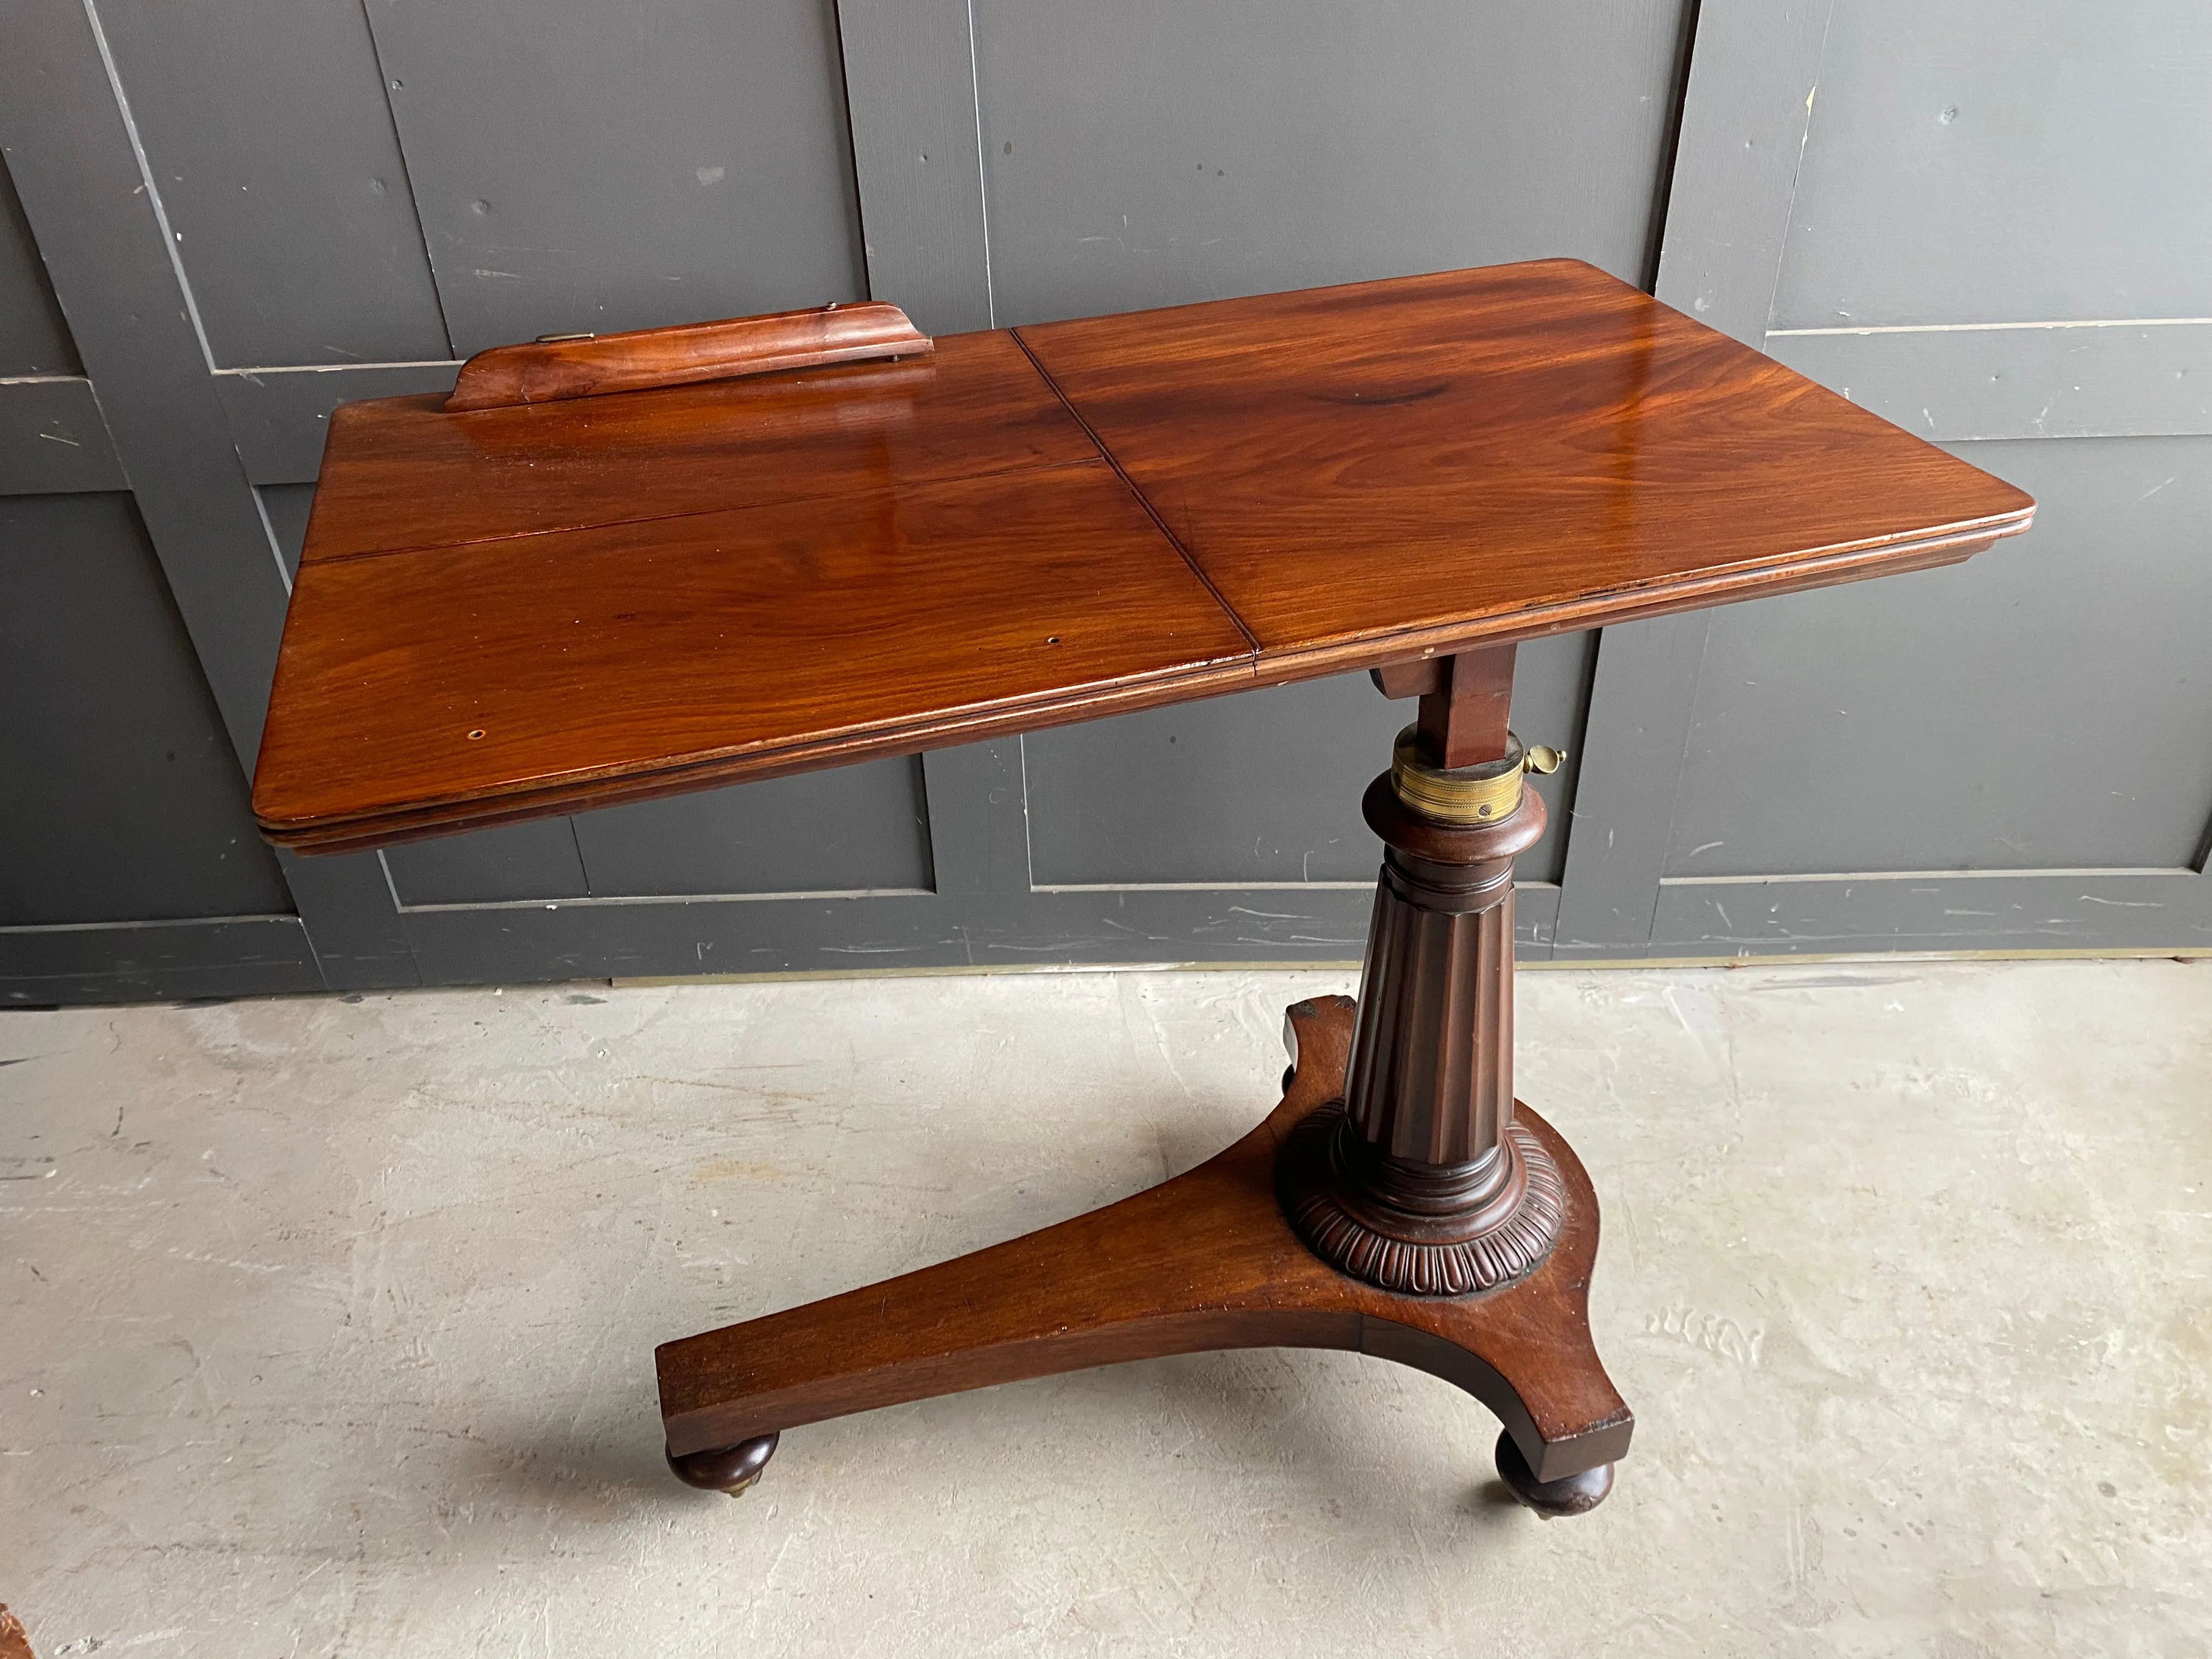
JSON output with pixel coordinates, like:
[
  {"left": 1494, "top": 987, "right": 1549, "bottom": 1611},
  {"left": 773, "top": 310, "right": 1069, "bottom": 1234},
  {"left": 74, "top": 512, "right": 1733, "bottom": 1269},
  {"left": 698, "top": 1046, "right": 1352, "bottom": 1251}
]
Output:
[
  {"left": 1008, "top": 328, "right": 1262, "bottom": 658},
  {"left": 354, "top": 0, "right": 458, "bottom": 359},
  {"left": 78, "top": 0, "right": 220, "bottom": 376}
]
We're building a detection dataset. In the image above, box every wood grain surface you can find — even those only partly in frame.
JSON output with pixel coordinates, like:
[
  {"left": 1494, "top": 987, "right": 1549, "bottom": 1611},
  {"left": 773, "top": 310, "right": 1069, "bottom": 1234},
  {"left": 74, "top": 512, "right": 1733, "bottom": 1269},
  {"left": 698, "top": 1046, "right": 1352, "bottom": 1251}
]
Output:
[
  {"left": 304, "top": 330, "right": 1090, "bottom": 562},
  {"left": 255, "top": 259, "right": 2034, "bottom": 850},
  {"left": 444, "top": 301, "right": 931, "bottom": 413},
  {"left": 255, "top": 460, "right": 1250, "bottom": 838},
  {"left": 1417, "top": 644, "right": 1517, "bottom": 769},
  {"left": 656, "top": 996, "right": 1633, "bottom": 1485},
  {"left": 1017, "top": 259, "right": 2035, "bottom": 668}
]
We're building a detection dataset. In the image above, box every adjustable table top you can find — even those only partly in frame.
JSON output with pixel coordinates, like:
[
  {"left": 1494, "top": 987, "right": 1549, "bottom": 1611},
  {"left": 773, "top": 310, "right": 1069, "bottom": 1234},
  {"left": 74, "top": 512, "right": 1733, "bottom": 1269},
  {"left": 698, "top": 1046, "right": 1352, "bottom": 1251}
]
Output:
[{"left": 252, "top": 258, "right": 2033, "bottom": 854}]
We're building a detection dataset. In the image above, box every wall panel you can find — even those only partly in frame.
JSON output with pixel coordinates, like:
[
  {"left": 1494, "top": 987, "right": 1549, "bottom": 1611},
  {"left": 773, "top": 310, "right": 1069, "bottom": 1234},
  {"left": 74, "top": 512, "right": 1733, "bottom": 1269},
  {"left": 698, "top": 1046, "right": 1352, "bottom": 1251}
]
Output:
[
  {"left": 1665, "top": 437, "right": 2212, "bottom": 879},
  {"left": 0, "top": 494, "right": 292, "bottom": 927},
  {"left": 0, "top": 162, "right": 78, "bottom": 376},
  {"left": 1620, "top": 0, "right": 2212, "bottom": 960},
  {"left": 1771, "top": 0, "right": 2212, "bottom": 329},
  {"left": 570, "top": 764, "right": 934, "bottom": 900},
  {"left": 364, "top": 0, "right": 868, "bottom": 356},
  {"left": 95, "top": 0, "right": 451, "bottom": 366},
  {"left": 972, "top": 0, "right": 1690, "bottom": 326},
  {"left": 1026, "top": 641, "right": 1592, "bottom": 889},
  {"left": 382, "top": 821, "right": 590, "bottom": 909}
]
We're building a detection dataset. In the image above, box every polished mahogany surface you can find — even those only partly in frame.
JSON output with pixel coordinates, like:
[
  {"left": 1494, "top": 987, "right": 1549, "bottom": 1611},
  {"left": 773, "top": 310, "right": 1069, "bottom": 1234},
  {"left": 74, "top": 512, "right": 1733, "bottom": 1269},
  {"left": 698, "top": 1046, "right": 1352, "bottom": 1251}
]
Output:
[
  {"left": 257, "top": 461, "right": 1249, "bottom": 843},
  {"left": 302, "top": 330, "right": 1091, "bottom": 561},
  {"left": 255, "top": 259, "right": 2033, "bottom": 851},
  {"left": 1017, "top": 260, "right": 2034, "bottom": 668},
  {"left": 443, "top": 300, "right": 932, "bottom": 413}
]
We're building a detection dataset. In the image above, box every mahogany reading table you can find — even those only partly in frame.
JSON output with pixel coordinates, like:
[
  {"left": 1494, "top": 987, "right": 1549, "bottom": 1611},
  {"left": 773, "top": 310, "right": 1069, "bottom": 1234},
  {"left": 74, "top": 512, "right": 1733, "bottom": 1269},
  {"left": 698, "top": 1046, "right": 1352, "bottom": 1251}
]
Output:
[{"left": 253, "top": 259, "right": 2033, "bottom": 1514}]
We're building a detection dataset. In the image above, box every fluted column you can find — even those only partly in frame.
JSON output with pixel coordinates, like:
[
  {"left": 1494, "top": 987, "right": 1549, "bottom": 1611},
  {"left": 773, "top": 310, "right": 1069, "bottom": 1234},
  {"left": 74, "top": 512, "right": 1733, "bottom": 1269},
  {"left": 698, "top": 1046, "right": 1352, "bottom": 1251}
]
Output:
[
  {"left": 1276, "top": 766, "right": 1562, "bottom": 1296},
  {"left": 1345, "top": 848, "right": 1516, "bottom": 1165}
]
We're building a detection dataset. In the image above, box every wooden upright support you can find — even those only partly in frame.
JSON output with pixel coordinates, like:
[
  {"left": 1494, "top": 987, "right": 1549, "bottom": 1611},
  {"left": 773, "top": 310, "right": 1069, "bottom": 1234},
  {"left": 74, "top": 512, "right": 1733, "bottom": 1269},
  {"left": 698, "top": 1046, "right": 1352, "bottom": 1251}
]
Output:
[{"left": 1278, "top": 646, "right": 1561, "bottom": 1296}]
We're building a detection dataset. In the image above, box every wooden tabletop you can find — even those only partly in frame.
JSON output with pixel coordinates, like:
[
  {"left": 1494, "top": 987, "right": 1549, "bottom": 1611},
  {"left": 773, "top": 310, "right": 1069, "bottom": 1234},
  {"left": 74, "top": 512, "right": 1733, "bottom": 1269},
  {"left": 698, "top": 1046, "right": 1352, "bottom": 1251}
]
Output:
[{"left": 253, "top": 259, "right": 2033, "bottom": 853}]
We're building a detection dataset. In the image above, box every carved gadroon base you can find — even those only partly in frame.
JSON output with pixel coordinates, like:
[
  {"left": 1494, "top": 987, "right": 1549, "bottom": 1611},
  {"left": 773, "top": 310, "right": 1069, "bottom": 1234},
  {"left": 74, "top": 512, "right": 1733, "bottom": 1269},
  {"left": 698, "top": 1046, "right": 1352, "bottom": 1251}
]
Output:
[{"left": 1276, "top": 1104, "right": 1563, "bottom": 1296}]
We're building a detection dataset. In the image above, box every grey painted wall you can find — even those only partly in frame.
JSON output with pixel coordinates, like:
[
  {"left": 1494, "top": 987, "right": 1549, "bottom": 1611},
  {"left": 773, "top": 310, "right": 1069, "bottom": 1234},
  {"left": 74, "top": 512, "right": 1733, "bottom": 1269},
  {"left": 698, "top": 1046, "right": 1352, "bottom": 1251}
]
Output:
[
  {"left": 1, "top": 127, "right": 317, "bottom": 1005},
  {"left": 968, "top": 0, "right": 1685, "bottom": 326},
  {"left": 0, "top": 493, "right": 291, "bottom": 927},
  {"left": 1667, "top": 438, "right": 2212, "bottom": 880},
  {"left": 1024, "top": 639, "right": 1592, "bottom": 889},
  {"left": 0, "top": 163, "right": 78, "bottom": 376},
  {"left": 1617, "top": 0, "right": 2212, "bottom": 960},
  {"left": 2, "top": 0, "right": 2205, "bottom": 1005}
]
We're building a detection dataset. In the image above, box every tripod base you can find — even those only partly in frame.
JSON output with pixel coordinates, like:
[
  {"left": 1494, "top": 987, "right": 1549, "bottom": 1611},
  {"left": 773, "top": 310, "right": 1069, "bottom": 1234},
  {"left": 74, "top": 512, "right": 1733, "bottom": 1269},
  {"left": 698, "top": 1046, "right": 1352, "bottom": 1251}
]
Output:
[{"left": 656, "top": 995, "right": 1629, "bottom": 1499}]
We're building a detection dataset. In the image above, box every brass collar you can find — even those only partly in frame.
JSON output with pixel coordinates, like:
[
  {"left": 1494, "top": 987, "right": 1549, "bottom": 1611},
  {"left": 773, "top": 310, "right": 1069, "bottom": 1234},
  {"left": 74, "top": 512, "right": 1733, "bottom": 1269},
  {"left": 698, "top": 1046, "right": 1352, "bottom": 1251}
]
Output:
[{"left": 1390, "top": 726, "right": 1561, "bottom": 826}]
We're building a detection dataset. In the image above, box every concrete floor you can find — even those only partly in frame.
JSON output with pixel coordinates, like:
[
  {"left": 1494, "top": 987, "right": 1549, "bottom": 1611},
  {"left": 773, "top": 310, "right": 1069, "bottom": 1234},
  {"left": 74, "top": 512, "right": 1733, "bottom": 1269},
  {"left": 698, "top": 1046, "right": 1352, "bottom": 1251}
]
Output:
[{"left": 2, "top": 960, "right": 2208, "bottom": 1657}]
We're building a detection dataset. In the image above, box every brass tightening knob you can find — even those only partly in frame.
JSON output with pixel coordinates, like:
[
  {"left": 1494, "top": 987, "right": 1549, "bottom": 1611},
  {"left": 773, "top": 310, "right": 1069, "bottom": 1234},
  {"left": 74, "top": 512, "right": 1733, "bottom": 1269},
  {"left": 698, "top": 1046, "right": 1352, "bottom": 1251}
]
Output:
[{"left": 1391, "top": 728, "right": 1567, "bottom": 826}]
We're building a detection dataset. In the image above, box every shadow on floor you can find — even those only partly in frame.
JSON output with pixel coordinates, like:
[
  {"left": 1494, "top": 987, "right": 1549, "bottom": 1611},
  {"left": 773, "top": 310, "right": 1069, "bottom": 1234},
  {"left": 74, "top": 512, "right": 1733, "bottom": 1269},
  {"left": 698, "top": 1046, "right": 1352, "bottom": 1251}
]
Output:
[{"left": 461, "top": 1342, "right": 1537, "bottom": 1537}]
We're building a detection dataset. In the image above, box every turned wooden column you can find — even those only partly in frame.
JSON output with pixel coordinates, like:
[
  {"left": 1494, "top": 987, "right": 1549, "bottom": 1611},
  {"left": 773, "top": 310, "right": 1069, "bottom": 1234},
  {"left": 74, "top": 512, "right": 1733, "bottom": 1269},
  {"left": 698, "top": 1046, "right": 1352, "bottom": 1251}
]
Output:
[{"left": 1277, "top": 645, "right": 1565, "bottom": 1295}]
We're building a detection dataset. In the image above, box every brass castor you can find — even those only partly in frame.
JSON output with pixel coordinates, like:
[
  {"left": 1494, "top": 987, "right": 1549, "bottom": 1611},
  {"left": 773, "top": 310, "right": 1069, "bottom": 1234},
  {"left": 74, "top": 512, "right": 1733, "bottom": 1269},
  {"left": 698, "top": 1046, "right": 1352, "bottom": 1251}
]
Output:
[
  {"left": 1494, "top": 1429, "right": 1613, "bottom": 1517},
  {"left": 667, "top": 1431, "right": 780, "bottom": 1496}
]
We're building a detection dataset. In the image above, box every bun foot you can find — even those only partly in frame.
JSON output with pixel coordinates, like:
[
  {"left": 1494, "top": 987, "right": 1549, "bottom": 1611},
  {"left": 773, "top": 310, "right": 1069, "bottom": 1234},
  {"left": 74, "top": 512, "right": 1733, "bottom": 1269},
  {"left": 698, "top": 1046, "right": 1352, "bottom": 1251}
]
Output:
[
  {"left": 1495, "top": 1429, "right": 1613, "bottom": 1516},
  {"left": 667, "top": 1431, "right": 780, "bottom": 1496}
]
